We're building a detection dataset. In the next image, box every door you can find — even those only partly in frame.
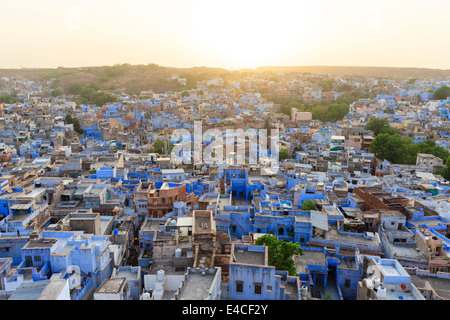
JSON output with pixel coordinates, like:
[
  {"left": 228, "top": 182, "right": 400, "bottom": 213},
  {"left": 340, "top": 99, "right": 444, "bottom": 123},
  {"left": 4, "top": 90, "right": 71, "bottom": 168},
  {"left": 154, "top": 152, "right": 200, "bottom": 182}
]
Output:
[{"left": 25, "top": 255, "right": 33, "bottom": 267}]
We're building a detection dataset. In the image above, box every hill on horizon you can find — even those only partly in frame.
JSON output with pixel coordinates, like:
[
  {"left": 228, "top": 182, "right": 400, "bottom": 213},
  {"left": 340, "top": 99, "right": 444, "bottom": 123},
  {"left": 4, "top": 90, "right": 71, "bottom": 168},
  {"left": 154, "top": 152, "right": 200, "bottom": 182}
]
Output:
[
  {"left": 244, "top": 65, "right": 450, "bottom": 80},
  {"left": 1, "top": 63, "right": 449, "bottom": 94},
  {"left": 0, "top": 64, "right": 231, "bottom": 94}
]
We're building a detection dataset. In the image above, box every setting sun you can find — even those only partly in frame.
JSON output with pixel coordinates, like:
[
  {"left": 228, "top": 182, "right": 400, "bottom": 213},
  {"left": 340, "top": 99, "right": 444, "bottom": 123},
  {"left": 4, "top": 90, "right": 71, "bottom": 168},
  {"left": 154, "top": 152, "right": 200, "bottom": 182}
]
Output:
[{"left": 181, "top": 0, "right": 314, "bottom": 69}]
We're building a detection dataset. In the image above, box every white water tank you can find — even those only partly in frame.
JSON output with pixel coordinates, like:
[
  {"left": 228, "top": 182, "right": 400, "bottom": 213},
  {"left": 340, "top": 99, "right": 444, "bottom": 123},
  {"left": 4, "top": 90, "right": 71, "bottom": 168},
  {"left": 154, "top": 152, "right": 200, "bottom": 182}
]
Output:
[
  {"left": 157, "top": 269, "right": 165, "bottom": 281},
  {"left": 142, "top": 292, "right": 151, "bottom": 300},
  {"left": 175, "top": 248, "right": 182, "bottom": 258},
  {"left": 300, "top": 285, "right": 308, "bottom": 299},
  {"left": 376, "top": 286, "right": 387, "bottom": 299}
]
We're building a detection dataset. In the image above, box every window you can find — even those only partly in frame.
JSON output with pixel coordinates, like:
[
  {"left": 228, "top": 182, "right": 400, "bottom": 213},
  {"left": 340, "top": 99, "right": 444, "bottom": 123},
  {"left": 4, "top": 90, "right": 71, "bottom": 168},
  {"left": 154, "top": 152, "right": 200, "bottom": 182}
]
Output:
[
  {"left": 255, "top": 284, "right": 262, "bottom": 294},
  {"left": 33, "top": 255, "right": 41, "bottom": 263},
  {"left": 267, "top": 286, "right": 272, "bottom": 292},
  {"left": 345, "top": 279, "right": 351, "bottom": 288},
  {"left": 236, "top": 281, "right": 243, "bottom": 293}
]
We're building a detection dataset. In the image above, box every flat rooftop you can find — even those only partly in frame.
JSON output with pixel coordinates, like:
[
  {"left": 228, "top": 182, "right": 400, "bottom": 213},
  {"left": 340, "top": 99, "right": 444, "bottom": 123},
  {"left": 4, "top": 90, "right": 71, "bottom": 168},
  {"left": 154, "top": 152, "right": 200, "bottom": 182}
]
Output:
[
  {"left": 383, "top": 283, "right": 424, "bottom": 300},
  {"left": 142, "top": 219, "right": 165, "bottom": 232},
  {"left": 294, "top": 250, "right": 326, "bottom": 273},
  {"left": 232, "top": 246, "right": 266, "bottom": 266},
  {"left": 409, "top": 273, "right": 450, "bottom": 300},
  {"left": 39, "top": 278, "right": 68, "bottom": 300},
  {"left": 379, "top": 264, "right": 403, "bottom": 277},
  {"left": 194, "top": 215, "right": 212, "bottom": 233},
  {"left": 115, "top": 268, "right": 140, "bottom": 281},
  {"left": 9, "top": 214, "right": 28, "bottom": 222},
  {"left": 200, "top": 195, "right": 219, "bottom": 204},
  {"left": 23, "top": 239, "right": 58, "bottom": 249},
  {"left": 324, "top": 225, "right": 379, "bottom": 247},
  {"left": 409, "top": 218, "right": 446, "bottom": 228},
  {"left": 177, "top": 270, "right": 218, "bottom": 300},
  {"left": 95, "top": 278, "right": 126, "bottom": 294},
  {"left": 8, "top": 280, "right": 50, "bottom": 300}
]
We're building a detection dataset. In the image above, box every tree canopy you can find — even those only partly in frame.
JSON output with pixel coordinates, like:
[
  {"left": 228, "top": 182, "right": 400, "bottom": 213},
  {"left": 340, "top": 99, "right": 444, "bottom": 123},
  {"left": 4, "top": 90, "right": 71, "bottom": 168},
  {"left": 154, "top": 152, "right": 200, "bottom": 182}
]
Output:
[
  {"left": 0, "top": 95, "right": 18, "bottom": 104},
  {"left": 366, "top": 118, "right": 398, "bottom": 136},
  {"left": 254, "top": 234, "right": 303, "bottom": 276},
  {"left": 335, "top": 91, "right": 371, "bottom": 105},
  {"left": 279, "top": 148, "right": 290, "bottom": 162},
  {"left": 433, "top": 86, "right": 450, "bottom": 100},
  {"left": 51, "top": 89, "right": 63, "bottom": 97},
  {"left": 67, "top": 83, "right": 83, "bottom": 95},
  {"left": 437, "top": 156, "right": 450, "bottom": 181},
  {"left": 370, "top": 136, "right": 450, "bottom": 165},
  {"left": 65, "top": 113, "right": 84, "bottom": 134},
  {"left": 147, "top": 140, "right": 174, "bottom": 154},
  {"left": 71, "top": 84, "right": 117, "bottom": 106},
  {"left": 301, "top": 199, "right": 318, "bottom": 211},
  {"left": 278, "top": 102, "right": 349, "bottom": 123}
]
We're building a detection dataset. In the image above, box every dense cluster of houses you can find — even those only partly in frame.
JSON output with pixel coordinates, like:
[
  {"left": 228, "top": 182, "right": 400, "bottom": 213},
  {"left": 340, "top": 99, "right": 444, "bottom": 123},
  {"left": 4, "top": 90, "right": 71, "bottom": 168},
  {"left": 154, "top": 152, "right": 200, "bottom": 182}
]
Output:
[{"left": 0, "top": 71, "right": 450, "bottom": 301}]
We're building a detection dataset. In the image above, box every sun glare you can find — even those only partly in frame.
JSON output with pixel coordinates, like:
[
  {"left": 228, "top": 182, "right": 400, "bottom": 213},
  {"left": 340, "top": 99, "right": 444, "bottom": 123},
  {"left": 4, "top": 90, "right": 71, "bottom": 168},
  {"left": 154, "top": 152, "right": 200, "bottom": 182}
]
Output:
[{"left": 183, "top": 0, "right": 313, "bottom": 69}]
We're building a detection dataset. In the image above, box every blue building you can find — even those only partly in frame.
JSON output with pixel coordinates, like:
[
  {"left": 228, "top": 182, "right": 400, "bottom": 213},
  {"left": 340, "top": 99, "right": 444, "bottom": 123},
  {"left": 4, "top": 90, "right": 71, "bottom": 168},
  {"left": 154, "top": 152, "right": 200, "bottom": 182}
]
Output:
[{"left": 228, "top": 243, "right": 300, "bottom": 300}]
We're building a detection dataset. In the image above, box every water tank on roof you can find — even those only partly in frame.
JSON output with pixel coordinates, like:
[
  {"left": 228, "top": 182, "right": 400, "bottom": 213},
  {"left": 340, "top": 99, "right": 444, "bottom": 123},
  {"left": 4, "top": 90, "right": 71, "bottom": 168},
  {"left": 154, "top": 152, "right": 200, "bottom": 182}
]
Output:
[
  {"left": 142, "top": 292, "right": 151, "bottom": 300},
  {"left": 377, "top": 287, "right": 387, "bottom": 299},
  {"left": 175, "top": 248, "right": 182, "bottom": 258},
  {"left": 300, "top": 285, "right": 308, "bottom": 299},
  {"left": 113, "top": 229, "right": 118, "bottom": 235},
  {"left": 157, "top": 269, "right": 165, "bottom": 281}
]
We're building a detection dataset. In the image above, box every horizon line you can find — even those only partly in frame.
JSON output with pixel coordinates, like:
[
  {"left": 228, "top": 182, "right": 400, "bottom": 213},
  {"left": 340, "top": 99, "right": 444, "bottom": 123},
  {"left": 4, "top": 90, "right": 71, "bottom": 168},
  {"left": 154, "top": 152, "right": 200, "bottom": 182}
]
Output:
[{"left": 1, "top": 63, "right": 450, "bottom": 73}]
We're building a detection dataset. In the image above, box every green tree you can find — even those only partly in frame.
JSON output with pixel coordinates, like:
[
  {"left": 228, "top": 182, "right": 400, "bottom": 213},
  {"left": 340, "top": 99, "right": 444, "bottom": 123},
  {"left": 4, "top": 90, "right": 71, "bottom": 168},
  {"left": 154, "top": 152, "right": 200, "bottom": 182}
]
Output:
[
  {"left": 72, "top": 84, "right": 117, "bottom": 106},
  {"left": 336, "top": 83, "right": 353, "bottom": 92},
  {"left": 324, "top": 293, "right": 333, "bottom": 300},
  {"left": 319, "top": 80, "right": 335, "bottom": 92},
  {"left": 148, "top": 140, "right": 174, "bottom": 154},
  {"left": 0, "top": 95, "right": 18, "bottom": 104},
  {"left": 433, "top": 86, "right": 450, "bottom": 100},
  {"left": 279, "top": 104, "right": 293, "bottom": 116},
  {"left": 416, "top": 140, "right": 450, "bottom": 161},
  {"left": 67, "top": 83, "right": 83, "bottom": 95},
  {"left": 437, "top": 156, "right": 450, "bottom": 181},
  {"left": 366, "top": 118, "right": 398, "bottom": 136},
  {"left": 51, "top": 89, "right": 63, "bottom": 97},
  {"left": 335, "top": 91, "right": 371, "bottom": 105},
  {"left": 369, "top": 133, "right": 411, "bottom": 164},
  {"left": 301, "top": 199, "right": 318, "bottom": 211},
  {"left": 369, "top": 135, "right": 447, "bottom": 165},
  {"left": 279, "top": 148, "right": 290, "bottom": 161},
  {"left": 254, "top": 234, "right": 303, "bottom": 276},
  {"left": 65, "top": 113, "right": 84, "bottom": 134},
  {"left": 311, "top": 103, "right": 349, "bottom": 122}
]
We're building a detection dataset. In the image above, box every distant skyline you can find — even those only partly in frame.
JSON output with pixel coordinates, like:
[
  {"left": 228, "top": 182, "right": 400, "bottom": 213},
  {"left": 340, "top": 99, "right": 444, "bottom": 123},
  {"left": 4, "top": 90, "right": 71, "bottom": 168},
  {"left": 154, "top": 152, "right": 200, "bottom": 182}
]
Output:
[{"left": 2, "top": 0, "right": 450, "bottom": 70}]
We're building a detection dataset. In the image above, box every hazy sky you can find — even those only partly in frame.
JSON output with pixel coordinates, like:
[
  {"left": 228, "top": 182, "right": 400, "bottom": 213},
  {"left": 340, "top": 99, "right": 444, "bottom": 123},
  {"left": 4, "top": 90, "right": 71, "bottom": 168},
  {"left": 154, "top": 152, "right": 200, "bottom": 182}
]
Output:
[{"left": 2, "top": 0, "right": 450, "bottom": 70}]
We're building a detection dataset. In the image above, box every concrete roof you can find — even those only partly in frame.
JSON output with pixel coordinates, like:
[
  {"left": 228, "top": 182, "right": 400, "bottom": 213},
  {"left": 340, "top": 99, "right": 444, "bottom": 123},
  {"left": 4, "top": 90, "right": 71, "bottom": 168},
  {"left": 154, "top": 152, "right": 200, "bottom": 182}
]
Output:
[
  {"left": 409, "top": 274, "right": 450, "bottom": 300},
  {"left": 95, "top": 277, "right": 126, "bottom": 294},
  {"left": 8, "top": 280, "right": 50, "bottom": 300},
  {"left": 177, "top": 270, "right": 218, "bottom": 300},
  {"left": 38, "top": 278, "right": 68, "bottom": 300}
]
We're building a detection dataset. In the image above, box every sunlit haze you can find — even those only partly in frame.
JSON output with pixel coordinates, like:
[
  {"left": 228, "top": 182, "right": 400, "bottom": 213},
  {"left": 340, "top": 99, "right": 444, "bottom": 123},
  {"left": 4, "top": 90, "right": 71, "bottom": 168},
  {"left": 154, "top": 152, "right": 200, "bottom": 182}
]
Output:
[{"left": 2, "top": 0, "right": 450, "bottom": 70}]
